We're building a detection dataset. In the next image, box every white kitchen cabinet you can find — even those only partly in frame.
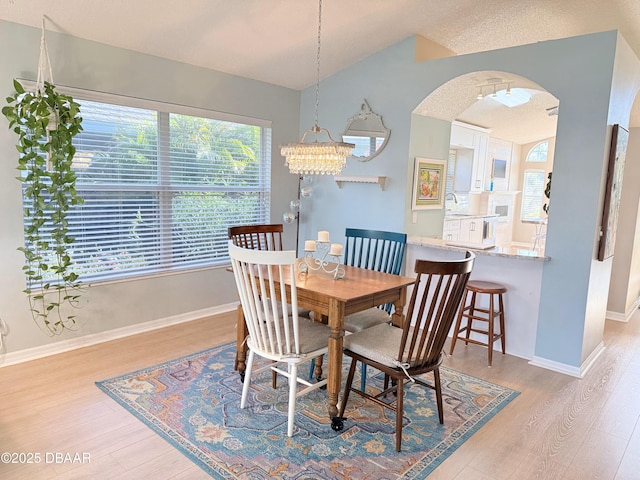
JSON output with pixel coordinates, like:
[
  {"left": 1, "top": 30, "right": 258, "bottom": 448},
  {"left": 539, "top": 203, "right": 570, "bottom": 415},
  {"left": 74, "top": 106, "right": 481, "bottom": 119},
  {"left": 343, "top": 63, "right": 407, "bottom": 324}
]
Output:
[
  {"left": 470, "top": 132, "right": 489, "bottom": 192},
  {"left": 459, "top": 218, "right": 483, "bottom": 244},
  {"left": 450, "top": 121, "right": 490, "bottom": 193},
  {"left": 443, "top": 218, "right": 461, "bottom": 241},
  {"left": 450, "top": 123, "right": 475, "bottom": 148}
]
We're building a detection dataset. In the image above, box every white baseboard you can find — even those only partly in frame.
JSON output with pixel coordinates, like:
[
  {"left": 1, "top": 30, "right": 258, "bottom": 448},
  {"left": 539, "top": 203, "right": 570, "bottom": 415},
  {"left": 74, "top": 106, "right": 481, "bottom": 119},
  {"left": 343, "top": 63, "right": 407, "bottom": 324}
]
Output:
[
  {"left": 528, "top": 341, "right": 606, "bottom": 378},
  {"left": 606, "top": 296, "right": 640, "bottom": 323},
  {"left": 0, "top": 302, "right": 238, "bottom": 368}
]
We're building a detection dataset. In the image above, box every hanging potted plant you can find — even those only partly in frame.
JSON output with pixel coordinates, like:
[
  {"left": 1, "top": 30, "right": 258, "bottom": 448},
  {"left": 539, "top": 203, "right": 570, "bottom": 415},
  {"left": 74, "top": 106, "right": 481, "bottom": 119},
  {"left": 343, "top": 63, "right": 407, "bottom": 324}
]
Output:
[{"left": 2, "top": 79, "right": 84, "bottom": 335}]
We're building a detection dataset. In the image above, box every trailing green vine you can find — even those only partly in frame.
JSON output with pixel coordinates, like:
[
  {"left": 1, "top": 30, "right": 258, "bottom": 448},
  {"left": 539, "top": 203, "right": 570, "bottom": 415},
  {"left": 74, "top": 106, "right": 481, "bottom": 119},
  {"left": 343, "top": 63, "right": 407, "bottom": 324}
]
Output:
[{"left": 2, "top": 79, "right": 84, "bottom": 335}]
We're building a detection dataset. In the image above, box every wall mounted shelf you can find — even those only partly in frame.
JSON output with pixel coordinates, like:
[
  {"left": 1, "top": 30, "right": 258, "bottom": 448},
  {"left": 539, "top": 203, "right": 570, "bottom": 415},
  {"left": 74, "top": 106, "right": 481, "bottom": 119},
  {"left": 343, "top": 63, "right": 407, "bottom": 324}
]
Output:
[{"left": 334, "top": 175, "right": 387, "bottom": 190}]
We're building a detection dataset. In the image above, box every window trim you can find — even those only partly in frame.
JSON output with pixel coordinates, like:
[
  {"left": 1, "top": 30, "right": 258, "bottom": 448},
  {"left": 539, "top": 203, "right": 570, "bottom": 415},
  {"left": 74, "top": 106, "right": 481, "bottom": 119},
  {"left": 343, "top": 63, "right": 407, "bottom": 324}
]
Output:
[
  {"left": 525, "top": 140, "right": 549, "bottom": 163},
  {"left": 18, "top": 79, "right": 272, "bottom": 129}
]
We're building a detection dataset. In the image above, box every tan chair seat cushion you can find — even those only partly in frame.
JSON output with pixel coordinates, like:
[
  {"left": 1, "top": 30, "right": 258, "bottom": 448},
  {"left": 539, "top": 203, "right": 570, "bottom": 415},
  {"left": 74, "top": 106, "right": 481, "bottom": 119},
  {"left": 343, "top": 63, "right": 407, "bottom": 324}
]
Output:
[
  {"left": 343, "top": 323, "right": 405, "bottom": 368},
  {"left": 343, "top": 307, "right": 391, "bottom": 332},
  {"left": 248, "top": 317, "right": 330, "bottom": 357}
]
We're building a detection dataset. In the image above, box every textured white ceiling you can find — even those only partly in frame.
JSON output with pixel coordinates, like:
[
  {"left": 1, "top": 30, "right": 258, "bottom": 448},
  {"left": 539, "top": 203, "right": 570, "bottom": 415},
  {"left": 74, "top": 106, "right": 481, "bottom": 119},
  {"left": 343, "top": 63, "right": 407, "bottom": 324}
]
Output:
[
  {"left": 1, "top": 0, "right": 639, "bottom": 142},
  {"left": 414, "top": 71, "right": 560, "bottom": 144},
  {"left": 3, "top": 0, "right": 640, "bottom": 90}
]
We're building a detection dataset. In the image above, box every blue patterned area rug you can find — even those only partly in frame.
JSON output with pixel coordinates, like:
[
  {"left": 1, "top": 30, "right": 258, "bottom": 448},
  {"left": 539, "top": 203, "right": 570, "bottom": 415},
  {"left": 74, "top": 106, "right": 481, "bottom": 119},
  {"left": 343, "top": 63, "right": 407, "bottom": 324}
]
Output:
[{"left": 96, "top": 342, "right": 518, "bottom": 479}]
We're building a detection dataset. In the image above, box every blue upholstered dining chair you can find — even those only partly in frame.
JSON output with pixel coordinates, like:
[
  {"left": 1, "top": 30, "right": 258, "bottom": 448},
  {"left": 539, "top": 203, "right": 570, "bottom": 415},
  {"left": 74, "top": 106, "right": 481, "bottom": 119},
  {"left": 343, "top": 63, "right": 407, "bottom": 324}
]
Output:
[{"left": 309, "top": 228, "right": 407, "bottom": 391}]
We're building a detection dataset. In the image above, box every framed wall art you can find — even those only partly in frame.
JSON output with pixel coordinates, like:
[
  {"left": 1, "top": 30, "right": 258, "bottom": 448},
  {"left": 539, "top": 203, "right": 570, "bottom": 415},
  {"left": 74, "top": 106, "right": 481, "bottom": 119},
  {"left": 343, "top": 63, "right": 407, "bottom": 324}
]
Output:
[
  {"left": 598, "top": 124, "right": 628, "bottom": 261},
  {"left": 412, "top": 157, "right": 446, "bottom": 210}
]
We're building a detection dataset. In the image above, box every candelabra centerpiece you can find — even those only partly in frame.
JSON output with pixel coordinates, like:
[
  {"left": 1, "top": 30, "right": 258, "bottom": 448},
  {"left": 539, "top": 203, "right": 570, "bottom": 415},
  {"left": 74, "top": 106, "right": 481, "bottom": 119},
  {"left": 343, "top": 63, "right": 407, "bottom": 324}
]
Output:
[{"left": 299, "top": 230, "right": 345, "bottom": 279}]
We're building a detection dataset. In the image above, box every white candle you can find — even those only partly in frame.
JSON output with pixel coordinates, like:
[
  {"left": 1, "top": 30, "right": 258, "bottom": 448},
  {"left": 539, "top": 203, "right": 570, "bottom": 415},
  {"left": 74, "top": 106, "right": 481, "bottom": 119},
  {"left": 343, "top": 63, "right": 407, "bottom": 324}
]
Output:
[
  {"left": 304, "top": 240, "right": 316, "bottom": 252},
  {"left": 318, "top": 230, "right": 330, "bottom": 243},
  {"left": 329, "top": 243, "right": 343, "bottom": 256}
]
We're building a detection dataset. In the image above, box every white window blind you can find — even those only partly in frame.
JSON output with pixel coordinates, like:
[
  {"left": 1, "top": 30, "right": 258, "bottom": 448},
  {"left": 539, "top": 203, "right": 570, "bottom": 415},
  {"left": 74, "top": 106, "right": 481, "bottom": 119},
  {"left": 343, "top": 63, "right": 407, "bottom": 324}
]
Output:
[
  {"left": 24, "top": 96, "right": 271, "bottom": 284},
  {"left": 445, "top": 149, "right": 456, "bottom": 195},
  {"left": 520, "top": 170, "right": 545, "bottom": 221}
]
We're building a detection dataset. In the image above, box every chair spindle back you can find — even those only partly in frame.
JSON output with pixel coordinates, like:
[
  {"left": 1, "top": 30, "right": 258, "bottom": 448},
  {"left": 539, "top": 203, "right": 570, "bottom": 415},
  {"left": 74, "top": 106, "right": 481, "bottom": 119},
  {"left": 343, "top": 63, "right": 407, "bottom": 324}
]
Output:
[
  {"left": 228, "top": 224, "right": 284, "bottom": 251},
  {"left": 228, "top": 242, "right": 300, "bottom": 358},
  {"left": 344, "top": 228, "right": 407, "bottom": 275},
  {"left": 398, "top": 252, "right": 475, "bottom": 369},
  {"left": 343, "top": 228, "right": 407, "bottom": 313}
]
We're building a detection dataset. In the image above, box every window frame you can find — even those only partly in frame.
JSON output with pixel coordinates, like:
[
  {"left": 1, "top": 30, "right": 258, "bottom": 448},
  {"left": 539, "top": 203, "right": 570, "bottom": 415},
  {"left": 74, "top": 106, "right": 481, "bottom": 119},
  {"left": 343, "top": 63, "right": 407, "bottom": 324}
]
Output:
[
  {"left": 520, "top": 169, "right": 547, "bottom": 222},
  {"left": 526, "top": 140, "right": 549, "bottom": 163},
  {"left": 20, "top": 82, "right": 272, "bottom": 286}
]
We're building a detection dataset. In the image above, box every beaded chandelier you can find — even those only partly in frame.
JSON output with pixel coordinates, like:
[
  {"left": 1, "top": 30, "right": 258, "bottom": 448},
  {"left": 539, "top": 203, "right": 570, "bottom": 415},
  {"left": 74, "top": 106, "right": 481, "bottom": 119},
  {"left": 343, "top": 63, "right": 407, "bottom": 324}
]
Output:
[{"left": 281, "top": 0, "right": 354, "bottom": 176}]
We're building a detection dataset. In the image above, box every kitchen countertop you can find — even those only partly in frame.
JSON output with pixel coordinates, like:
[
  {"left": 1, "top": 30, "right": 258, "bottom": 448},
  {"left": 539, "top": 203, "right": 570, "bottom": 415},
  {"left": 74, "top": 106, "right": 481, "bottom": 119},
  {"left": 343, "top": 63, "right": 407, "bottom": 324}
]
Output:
[
  {"left": 407, "top": 236, "right": 550, "bottom": 261},
  {"left": 444, "top": 213, "right": 500, "bottom": 220}
]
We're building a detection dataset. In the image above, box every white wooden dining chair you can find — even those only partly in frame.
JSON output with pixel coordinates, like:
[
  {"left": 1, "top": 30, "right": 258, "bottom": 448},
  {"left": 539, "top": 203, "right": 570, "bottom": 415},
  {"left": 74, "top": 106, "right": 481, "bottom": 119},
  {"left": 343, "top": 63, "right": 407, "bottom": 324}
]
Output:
[
  {"left": 228, "top": 241, "right": 330, "bottom": 437},
  {"left": 229, "top": 223, "right": 311, "bottom": 381}
]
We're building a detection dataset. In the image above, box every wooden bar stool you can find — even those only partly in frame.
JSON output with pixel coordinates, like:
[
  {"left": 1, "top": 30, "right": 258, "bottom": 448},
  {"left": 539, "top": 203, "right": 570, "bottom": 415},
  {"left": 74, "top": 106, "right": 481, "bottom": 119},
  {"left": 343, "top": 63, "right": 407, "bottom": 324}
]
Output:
[{"left": 449, "top": 280, "right": 507, "bottom": 366}]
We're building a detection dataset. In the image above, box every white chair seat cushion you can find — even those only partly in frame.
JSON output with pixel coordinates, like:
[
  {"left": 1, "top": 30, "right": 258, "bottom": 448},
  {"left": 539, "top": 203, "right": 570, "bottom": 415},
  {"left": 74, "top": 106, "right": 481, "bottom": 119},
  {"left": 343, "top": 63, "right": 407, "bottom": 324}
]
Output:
[
  {"left": 343, "top": 323, "right": 409, "bottom": 368},
  {"left": 343, "top": 307, "right": 391, "bottom": 332}
]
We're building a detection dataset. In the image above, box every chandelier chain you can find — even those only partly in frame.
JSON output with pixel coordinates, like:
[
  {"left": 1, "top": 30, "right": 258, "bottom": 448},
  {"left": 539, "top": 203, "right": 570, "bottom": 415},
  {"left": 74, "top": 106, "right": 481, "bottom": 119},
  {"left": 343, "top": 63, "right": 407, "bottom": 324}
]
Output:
[
  {"left": 279, "top": 0, "right": 354, "bottom": 176},
  {"left": 314, "top": 0, "right": 322, "bottom": 130}
]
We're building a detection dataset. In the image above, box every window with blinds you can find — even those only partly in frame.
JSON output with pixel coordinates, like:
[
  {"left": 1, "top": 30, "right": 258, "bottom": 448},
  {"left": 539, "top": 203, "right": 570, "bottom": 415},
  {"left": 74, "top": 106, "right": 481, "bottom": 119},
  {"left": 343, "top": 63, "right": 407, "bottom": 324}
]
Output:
[
  {"left": 520, "top": 170, "right": 545, "bottom": 221},
  {"left": 24, "top": 95, "right": 272, "bottom": 284},
  {"left": 520, "top": 140, "right": 550, "bottom": 222}
]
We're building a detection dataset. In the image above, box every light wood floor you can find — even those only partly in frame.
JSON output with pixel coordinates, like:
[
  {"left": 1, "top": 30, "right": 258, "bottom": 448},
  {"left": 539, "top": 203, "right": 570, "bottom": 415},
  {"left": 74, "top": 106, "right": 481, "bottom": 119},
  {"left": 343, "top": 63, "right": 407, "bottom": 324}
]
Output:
[{"left": 1, "top": 309, "right": 639, "bottom": 479}]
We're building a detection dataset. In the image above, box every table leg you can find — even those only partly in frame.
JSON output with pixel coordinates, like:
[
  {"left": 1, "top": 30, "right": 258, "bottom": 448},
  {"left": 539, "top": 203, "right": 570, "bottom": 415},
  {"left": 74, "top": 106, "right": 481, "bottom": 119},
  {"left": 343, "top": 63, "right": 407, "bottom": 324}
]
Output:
[
  {"left": 235, "top": 305, "right": 248, "bottom": 381},
  {"left": 391, "top": 286, "right": 408, "bottom": 327},
  {"left": 313, "top": 354, "right": 324, "bottom": 382},
  {"left": 327, "top": 298, "right": 345, "bottom": 431},
  {"left": 311, "top": 310, "right": 326, "bottom": 381}
]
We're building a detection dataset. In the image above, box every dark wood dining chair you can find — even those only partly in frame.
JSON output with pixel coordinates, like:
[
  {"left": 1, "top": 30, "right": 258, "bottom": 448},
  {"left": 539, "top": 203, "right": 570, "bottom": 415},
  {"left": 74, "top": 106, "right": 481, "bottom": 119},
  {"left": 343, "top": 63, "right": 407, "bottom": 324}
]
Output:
[
  {"left": 228, "top": 223, "right": 284, "bottom": 251},
  {"left": 338, "top": 251, "right": 475, "bottom": 451}
]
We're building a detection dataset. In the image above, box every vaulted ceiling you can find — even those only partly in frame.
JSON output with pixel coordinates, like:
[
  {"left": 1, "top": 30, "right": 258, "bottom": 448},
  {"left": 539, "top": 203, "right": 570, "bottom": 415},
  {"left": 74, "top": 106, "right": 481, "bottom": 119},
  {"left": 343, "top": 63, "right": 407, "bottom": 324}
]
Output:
[{"left": 2, "top": 0, "right": 640, "bottom": 143}]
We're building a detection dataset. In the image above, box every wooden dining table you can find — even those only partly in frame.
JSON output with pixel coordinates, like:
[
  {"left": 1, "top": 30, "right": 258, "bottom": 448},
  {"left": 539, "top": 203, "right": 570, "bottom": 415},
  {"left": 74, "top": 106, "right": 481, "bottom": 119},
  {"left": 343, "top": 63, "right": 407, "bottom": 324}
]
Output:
[{"left": 234, "top": 259, "right": 416, "bottom": 431}]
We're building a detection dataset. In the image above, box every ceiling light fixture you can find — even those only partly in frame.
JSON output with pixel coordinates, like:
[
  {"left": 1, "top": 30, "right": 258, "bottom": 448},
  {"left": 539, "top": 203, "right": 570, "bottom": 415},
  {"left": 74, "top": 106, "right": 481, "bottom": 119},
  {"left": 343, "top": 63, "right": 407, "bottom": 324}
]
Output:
[
  {"left": 281, "top": 0, "right": 354, "bottom": 176},
  {"left": 475, "top": 79, "right": 532, "bottom": 107},
  {"left": 546, "top": 105, "right": 559, "bottom": 116}
]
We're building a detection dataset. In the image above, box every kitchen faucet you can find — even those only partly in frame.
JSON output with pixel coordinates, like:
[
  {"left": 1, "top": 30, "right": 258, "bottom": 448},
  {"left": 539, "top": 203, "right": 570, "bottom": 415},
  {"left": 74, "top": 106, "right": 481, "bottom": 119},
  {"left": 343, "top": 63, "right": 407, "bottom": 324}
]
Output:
[{"left": 445, "top": 192, "right": 458, "bottom": 203}]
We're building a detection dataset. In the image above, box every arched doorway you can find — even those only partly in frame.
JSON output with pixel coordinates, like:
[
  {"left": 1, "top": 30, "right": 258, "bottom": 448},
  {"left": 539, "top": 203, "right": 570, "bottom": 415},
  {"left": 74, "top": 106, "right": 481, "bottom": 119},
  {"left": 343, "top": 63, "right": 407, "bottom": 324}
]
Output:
[{"left": 411, "top": 70, "right": 559, "bottom": 252}]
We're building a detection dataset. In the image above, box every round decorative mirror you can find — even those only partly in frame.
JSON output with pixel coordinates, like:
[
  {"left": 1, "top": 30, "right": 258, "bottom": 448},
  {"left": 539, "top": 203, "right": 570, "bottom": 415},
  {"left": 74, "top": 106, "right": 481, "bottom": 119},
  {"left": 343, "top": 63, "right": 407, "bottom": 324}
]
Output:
[{"left": 342, "top": 99, "right": 390, "bottom": 162}]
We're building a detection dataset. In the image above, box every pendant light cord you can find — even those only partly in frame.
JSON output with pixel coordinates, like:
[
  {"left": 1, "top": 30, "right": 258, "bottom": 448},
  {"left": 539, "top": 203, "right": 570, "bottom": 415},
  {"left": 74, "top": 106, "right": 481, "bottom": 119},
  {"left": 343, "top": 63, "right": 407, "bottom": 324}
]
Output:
[{"left": 313, "top": 0, "right": 322, "bottom": 132}]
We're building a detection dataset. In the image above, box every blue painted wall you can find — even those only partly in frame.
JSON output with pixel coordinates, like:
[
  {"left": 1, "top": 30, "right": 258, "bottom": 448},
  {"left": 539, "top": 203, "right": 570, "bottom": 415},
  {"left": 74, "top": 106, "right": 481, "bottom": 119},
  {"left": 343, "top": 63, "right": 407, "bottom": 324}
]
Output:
[{"left": 296, "top": 31, "right": 640, "bottom": 371}]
